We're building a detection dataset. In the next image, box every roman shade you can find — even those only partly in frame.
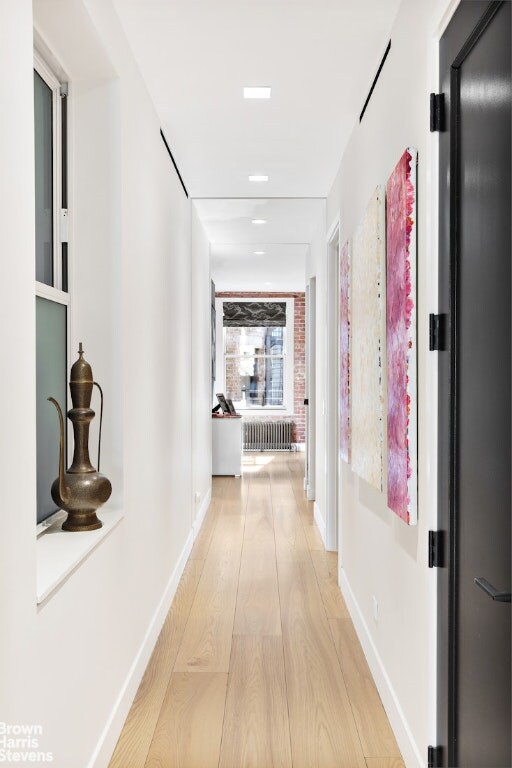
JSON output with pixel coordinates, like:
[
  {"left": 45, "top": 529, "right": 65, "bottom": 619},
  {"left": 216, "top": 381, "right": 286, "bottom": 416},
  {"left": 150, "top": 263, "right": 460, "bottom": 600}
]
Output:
[{"left": 222, "top": 301, "right": 286, "bottom": 327}]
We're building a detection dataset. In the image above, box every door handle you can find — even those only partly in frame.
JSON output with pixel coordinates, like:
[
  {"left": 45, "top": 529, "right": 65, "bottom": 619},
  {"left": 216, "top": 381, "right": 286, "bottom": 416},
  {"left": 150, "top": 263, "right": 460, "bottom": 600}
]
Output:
[{"left": 474, "top": 577, "right": 511, "bottom": 603}]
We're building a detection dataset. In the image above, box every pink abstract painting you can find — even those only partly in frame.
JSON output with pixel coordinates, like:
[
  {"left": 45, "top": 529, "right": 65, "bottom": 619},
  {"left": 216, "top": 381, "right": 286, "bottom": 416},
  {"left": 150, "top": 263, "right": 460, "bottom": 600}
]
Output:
[
  {"left": 386, "top": 148, "right": 418, "bottom": 525},
  {"left": 339, "top": 239, "right": 350, "bottom": 462}
]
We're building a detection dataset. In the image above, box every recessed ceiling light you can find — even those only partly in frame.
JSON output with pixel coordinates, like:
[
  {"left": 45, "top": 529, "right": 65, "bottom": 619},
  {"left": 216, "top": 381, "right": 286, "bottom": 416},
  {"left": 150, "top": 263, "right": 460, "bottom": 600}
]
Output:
[
  {"left": 264, "top": 282, "right": 273, "bottom": 286},
  {"left": 251, "top": 219, "right": 266, "bottom": 225},
  {"left": 249, "top": 175, "right": 269, "bottom": 183},
  {"left": 243, "top": 86, "right": 271, "bottom": 99},
  {"left": 254, "top": 250, "right": 266, "bottom": 255}
]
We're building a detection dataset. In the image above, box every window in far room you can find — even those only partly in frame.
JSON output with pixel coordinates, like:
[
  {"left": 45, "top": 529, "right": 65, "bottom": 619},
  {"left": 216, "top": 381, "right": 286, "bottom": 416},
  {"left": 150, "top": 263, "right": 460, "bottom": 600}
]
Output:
[
  {"left": 225, "top": 325, "right": 285, "bottom": 407},
  {"left": 222, "top": 299, "right": 294, "bottom": 411}
]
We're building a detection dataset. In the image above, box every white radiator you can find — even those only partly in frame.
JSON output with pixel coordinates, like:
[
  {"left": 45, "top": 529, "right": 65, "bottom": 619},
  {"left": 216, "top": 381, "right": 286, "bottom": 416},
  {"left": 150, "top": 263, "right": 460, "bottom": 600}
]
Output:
[{"left": 243, "top": 421, "right": 294, "bottom": 451}]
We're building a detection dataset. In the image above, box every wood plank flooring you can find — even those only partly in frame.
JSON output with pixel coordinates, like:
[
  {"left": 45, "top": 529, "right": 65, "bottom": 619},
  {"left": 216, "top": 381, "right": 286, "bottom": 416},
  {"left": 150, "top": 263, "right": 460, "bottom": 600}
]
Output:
[{"left": 108, "top": 453, "right": 404, "bottom": 768}]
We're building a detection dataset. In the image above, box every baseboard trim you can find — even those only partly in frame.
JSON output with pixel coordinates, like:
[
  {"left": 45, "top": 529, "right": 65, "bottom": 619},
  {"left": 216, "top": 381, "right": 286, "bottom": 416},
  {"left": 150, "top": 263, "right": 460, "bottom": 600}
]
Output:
[
  {"left": 293, "top": 442, "right": 306, "bottom": 452},
  {"left": 87, "top": 528, "right": 195, "bottom": 768},
  {"left": 338, "top": 567, "right": 423, "bottom": 768},
  {"left": 306, "top": 484, "right": 316, "bottom": 501},
  {"left": 313, "top": 501, "right": 326, "bottom": 547},
  {"left": 193, "top": 487, "right": 212, "bottom": 540}
]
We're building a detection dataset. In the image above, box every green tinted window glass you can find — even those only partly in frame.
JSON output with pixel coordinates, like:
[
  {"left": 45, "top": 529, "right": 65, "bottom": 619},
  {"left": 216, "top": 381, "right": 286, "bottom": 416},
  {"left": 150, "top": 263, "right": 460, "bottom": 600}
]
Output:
[
  {"left": 36, "top": 297, "right": 67, "bottom": 523},
  {"left": 34, "top": 71, "right": 54, "bottom": 286}
]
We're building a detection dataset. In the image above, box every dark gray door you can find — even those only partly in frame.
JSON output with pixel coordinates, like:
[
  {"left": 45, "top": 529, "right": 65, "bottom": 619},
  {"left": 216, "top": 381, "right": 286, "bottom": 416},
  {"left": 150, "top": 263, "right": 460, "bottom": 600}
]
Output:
[{"left": 438, "top": 2, "right": 511, "bottom": 766}]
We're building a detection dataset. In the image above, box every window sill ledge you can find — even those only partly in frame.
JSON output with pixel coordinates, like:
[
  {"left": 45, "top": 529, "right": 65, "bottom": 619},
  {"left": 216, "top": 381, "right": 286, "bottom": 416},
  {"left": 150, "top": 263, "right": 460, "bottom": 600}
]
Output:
[{"left": 36, "top": 508, "right": 124, "bottom": 605}]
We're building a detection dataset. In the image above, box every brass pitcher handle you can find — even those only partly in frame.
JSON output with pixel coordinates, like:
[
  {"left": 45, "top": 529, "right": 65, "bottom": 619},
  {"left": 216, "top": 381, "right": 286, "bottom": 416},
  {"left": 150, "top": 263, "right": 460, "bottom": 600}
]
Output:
[
  {"left": 47, "top": 396, "right": 69, "bottom": 503},
  {"left": 93, "top": 382, "right": 104, "bottom": 471}
]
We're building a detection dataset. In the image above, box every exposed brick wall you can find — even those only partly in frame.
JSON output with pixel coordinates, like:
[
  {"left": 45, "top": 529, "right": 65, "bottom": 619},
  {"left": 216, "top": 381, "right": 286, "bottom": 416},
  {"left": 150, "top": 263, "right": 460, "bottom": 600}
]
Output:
[
  {"left": 293, "top": 292, "right": 306, "bottom": 443},
  {"left": 216, "top": 292, "right": 306, "bottom": 444}
]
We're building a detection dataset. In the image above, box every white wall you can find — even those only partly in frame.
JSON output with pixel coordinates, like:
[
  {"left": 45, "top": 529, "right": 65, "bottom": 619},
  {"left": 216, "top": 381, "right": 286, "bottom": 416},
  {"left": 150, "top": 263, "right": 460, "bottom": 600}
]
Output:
[
  {"left": 0, "top": 1, "right": 211, "bottom": 766},
  {"left": 0, "top": 0, "right": 38, "bottom": 741},
  {"left": 308, "top": 0, "right": 457, "bottom": 764},
  {"left": 191, "top": 203, "right": 213, "bottom": 524},
  {"left": 305, "top": 214, "right": 327, "bottom": 522}
]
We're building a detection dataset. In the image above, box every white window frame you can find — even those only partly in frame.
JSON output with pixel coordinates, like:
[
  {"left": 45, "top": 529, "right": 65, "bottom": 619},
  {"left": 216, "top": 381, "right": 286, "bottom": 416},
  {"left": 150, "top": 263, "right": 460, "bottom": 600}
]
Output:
[
  {"left": 34, "top": 51, "right": 65, "bottom": 295},
  {"left": 215, "top": 297, "right": 295, "bottom": 416},
  {"left": 34, "top": 51, "right": 72, "bottom": 534}
]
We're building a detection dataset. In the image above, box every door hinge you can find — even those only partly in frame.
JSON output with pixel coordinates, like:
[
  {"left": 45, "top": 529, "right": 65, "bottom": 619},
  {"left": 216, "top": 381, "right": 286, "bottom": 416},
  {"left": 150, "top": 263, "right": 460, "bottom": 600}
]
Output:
[
  {"left": 428, "top": 744, "right": 443, "bottom": 767},
  {"left": 304, "top": 398, "right": 309, "bottom": 406},
  {"left": 430, "top": 93, "right": 445, "bottom": 131},
  {"left": 428, "top": 531, "right": 443, "bottom": 568},
  {"left": 429, "top": 313, "right": 446, "bottom": 351}
]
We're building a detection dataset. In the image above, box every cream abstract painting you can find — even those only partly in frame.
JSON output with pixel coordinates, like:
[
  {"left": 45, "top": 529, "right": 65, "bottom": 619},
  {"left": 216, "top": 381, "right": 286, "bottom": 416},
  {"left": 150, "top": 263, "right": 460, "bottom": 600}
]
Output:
[{"left": 351, "top": 185, "right": 385, "bottom": 490}]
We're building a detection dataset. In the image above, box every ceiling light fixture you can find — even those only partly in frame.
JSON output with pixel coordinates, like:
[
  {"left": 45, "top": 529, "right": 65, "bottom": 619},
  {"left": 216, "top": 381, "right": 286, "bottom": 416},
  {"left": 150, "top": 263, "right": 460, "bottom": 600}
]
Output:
[
  {"left": 254, "top": 250, "right": 266, "bottom": 255},
  {"left": 243, "top": 86, "right": 271, "bottom": 99},
  {"left": 251, "top": 219, "right": 266, "bottom": 225},
  {"left": 248, "top": 175, "right": 269, "bottom": 182}
]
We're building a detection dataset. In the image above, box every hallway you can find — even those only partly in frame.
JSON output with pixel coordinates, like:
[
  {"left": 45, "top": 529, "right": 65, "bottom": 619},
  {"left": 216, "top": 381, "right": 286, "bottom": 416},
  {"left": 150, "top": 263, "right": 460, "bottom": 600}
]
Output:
[{"left": 109, "top": 453, "right": 403, "bottom": 768}]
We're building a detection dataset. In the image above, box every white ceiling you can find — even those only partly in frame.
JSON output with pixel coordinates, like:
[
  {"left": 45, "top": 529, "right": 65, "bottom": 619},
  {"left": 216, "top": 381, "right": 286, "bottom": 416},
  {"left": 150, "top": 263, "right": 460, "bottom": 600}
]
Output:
[
  {"left": 112, "top": 0, "right": 401, "bottom": 198},
  {"left": 194, "top": 198, "right": 325, "bottom": 243},
  {"left": 113, "top": 0, "right": 401, "bottom": 290},
  {"left": 196, "top": 198, "right": 324, "bottom": 291},
  {"left": 211, "top": 243, "right": 308, "bottom": 292}
]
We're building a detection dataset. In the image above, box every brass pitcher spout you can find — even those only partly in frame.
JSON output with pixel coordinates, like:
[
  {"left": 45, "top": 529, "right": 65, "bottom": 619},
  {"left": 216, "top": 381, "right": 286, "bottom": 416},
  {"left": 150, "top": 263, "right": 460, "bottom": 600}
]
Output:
[{"left": 47, "top": 397, "right": 69, "bottom": 505}]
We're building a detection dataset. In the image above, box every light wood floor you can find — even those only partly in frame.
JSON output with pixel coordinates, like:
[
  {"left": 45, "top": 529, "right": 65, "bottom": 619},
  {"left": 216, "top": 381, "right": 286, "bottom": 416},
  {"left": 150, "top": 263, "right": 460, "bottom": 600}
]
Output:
[{"left": 109, "top": 453, "right": 404, "bottom": 768}]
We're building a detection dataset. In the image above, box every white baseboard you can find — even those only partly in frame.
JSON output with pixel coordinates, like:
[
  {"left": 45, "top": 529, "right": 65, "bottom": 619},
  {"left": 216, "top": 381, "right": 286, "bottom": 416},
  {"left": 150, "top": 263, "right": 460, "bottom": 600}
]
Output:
[
  {"left": 306, "top": 484, "right": 316, "bottom": 501},
  {"left": 293, "top": 442, "right": 306, "bottom": 452},
  {"left": 193, "top": 487, "right": 212, "bottom": 540},
  {"left": 338, "top": 567, "right": 423, "bottom": 768},
  {"left": 313, "top": 501, "right": 326, "bottom": 547},
  {"left": 87, "top": 528, "right": 195, "bottom": 768}
]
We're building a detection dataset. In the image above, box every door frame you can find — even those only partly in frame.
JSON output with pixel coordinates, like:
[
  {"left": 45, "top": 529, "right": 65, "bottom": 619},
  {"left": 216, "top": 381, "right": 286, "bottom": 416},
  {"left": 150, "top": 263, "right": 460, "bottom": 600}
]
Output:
[
  {"left": 422, "top": 3, "right": 461, "bottom": 758},
  {"left": 425, "top": 0, "right": 462, "bottom": 757},
  {"left": 325, "top": 217, "right": 340, "bottom": 552}
]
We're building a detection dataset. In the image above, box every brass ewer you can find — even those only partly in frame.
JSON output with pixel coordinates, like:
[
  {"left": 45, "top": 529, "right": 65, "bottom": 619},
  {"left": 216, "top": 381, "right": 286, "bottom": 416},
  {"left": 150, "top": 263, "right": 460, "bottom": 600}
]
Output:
[{"left": 48, "top": 343, "right": 112, "bottom": 531}]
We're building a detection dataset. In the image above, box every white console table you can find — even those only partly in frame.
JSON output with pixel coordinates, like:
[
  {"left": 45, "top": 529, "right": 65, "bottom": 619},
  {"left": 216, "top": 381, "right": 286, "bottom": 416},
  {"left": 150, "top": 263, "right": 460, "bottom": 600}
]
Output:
[{"left": 212, "top": 415, "right": 242, "bottom": 476}]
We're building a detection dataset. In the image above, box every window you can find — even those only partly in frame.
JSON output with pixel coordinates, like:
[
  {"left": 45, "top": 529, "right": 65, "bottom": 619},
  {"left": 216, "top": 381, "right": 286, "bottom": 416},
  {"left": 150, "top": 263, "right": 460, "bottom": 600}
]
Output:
[
  {"left": 219, "top": 298, "right": 294, "bottom": 412},
  {"left": 225, "top": 326, "right": 285, "bottom": 407},
  {"left": 34, "top": 68, "right": 55, "bottom": 286},
  {"left": 34, "top": 52, "right": 70, "bottom": 526}
]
